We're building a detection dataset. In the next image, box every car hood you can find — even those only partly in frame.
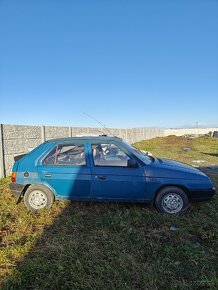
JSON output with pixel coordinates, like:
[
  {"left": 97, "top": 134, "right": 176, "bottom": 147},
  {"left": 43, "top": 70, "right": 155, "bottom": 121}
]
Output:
[
  {"left": 158, "top": 158, "right": 201, "bottom": 172},
  {"left": 145, "top": 157, "right": 207, "bottom": 179}
]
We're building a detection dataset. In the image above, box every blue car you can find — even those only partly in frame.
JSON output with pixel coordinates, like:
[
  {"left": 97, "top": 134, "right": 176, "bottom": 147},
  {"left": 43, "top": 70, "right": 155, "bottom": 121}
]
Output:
[{"left": 10, "top": 136, "right": 215, "bottom": 214}]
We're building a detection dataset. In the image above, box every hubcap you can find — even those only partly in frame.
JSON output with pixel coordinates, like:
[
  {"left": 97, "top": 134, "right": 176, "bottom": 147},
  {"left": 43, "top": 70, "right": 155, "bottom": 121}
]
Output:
[
  {"left": 162, "top": 193, "right": 184, "bottom": 214},
  {"left": 28, "top": 190, "right": 47, "bottom": 209}
]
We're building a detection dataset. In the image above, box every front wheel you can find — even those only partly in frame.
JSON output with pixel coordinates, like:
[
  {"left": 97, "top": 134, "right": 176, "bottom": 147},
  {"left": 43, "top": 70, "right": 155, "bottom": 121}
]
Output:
[
  {"left": 155, "top": 186, "right": 189, "bottom": 214},
  {"left": 24, "top": 185, "right": 54, "bottom": 212}
]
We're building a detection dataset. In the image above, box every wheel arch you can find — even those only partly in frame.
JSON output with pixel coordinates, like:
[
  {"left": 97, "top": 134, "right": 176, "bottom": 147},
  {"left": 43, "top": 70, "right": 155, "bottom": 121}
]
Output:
[
  {"left": 22, "top": 183, "right": 56, "bottom": 199},
  {"left": 153, "top": 184, "right": 190, "bottom": 204}
]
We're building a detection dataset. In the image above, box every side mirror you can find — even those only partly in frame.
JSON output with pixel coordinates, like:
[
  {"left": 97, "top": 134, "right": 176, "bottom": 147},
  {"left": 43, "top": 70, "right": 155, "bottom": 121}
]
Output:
[{"left": 127, "top": 159, "right": 138, "bottom": 168}]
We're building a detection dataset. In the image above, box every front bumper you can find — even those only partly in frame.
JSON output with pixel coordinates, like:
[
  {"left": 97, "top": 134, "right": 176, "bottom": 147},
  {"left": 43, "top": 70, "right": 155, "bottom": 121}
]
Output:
[
  {"left": 10, "top": 183, "right": 26, "bottom": 197},
  {"left": 189, "top": 187, "right": 216, "bottom": 202}
]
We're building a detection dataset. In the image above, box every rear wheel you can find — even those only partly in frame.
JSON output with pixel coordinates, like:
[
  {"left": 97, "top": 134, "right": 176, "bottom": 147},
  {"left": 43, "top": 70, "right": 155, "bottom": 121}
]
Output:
[
  {"left": 155, "top": 186, "right": 189, "bottom": 214},
  {"left": 24, "top": 185, "right": 54, "bottom": 212}
]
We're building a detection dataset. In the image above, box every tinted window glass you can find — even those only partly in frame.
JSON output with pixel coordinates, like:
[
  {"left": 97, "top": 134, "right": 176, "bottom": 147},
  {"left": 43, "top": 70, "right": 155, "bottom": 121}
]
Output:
[
  {"left": 92, "top": 143, "right": 130, "bottom": 166},
  {"left": 44, "top": 144, "right": 86, "bottom": 166}
]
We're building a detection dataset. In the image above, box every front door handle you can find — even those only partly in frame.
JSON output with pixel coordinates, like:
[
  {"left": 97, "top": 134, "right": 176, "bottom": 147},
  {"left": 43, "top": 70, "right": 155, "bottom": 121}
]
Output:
[
  {"left": 44, "top": 174, "right": 52, "bottom": 178},
  {"left": 96, "top": 175, "right": 107, "bottom": 180}
]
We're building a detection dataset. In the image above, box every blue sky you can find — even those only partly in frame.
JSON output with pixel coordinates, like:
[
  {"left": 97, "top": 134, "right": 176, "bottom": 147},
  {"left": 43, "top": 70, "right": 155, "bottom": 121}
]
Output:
[{"left": 0, "top": 0, "right": 217, "bottom": 128}]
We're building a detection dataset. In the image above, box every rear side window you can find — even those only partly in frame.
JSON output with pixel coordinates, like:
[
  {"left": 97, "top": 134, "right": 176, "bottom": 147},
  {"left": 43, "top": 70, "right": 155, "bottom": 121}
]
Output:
[{"left": 43, "top": 144, "right": 86, "bottom": 166}]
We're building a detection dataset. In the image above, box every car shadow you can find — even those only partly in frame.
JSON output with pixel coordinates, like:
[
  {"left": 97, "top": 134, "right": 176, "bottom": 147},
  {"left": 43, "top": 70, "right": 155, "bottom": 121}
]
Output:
[{"left": 1, "top": 197, "right": 151, "bottom": 289}]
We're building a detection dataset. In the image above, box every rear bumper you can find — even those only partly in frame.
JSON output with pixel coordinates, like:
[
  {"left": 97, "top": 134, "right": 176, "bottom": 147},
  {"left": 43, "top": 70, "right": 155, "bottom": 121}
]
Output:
[
  {"left": 189, "top": 187, "right": 216, "bottom": 202},
  {"left": 10, "top": 183, "right": 26, "bottom": 197}
]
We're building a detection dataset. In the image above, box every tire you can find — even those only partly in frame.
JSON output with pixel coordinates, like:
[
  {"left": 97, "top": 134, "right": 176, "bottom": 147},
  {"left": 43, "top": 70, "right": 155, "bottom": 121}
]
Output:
[
  {"left": 24, "top": 184, "right": 54, "bottom": 212},
  {"left": 155, "top": 186, "right": 189, "bottom": 214}
]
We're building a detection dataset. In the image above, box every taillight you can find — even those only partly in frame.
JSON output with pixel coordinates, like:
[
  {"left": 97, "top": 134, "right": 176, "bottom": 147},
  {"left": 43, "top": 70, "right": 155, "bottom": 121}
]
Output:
[{"left": 11, "top": 172, "right": 16, "bottom": 183}]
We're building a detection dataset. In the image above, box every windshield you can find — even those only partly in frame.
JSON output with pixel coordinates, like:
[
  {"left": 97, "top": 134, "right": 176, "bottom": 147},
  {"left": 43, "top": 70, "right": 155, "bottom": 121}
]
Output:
[{"left": 121, "top": 141, "right": 153, "bottom": 165}]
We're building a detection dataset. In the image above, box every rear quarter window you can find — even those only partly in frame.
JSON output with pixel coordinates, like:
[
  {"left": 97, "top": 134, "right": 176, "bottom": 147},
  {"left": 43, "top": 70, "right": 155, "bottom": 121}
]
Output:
[{"left": 43, "top": 144, "right": 86, "bottom": 166}]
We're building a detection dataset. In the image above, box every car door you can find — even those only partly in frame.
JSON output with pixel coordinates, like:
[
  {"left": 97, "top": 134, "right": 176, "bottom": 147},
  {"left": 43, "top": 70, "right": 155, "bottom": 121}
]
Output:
[
  {"left": 37, "top": 142, "right": 91, "bottom": 200},
  {"left": 89, "top": 142, "right": 146, "bottom": 201}
]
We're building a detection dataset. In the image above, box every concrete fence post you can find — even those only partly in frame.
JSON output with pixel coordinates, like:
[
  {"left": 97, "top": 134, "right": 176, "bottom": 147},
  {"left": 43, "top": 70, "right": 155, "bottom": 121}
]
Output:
[
  {"left": 41, "top": 125, "right": 45, "bottom": 142},
  {"left": 131, "top": 128, "right": 134, "bottom": 144},
  {"left": 0, "top": 124, "right": 5, "bottom": 178},
  {"left": 69, "top": 126, "right": 72, "bottom": 137}
]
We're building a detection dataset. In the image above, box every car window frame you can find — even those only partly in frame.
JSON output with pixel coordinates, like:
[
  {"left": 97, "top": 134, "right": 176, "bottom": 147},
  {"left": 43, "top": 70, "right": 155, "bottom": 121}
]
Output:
[{"left": 42, "top": 142, "right": 87, "bottom": 167}]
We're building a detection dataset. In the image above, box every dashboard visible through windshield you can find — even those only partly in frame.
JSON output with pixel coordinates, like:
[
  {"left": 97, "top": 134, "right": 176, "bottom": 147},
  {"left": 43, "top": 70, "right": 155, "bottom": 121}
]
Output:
[{"left": 121, "top": 141, "right": 153, "bottom": 165}]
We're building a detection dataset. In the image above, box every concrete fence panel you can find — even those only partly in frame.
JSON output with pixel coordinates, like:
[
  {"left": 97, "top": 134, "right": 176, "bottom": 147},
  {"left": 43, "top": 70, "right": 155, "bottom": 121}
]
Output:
[
  {"left": 0, "top": 124, "right": 43, "bottom": 177},
  {"left": 164, "top": 128, "right": 218, "bottom": 136}
]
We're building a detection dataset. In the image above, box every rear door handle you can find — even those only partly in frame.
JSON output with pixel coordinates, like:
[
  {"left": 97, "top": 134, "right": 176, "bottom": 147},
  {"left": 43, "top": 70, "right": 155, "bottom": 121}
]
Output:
[
  {"left": 44, "top": 174, "right": 52, "bottom": 178},
  {"left": 96, "top": 175, "right": 107, "bottom": 180}
]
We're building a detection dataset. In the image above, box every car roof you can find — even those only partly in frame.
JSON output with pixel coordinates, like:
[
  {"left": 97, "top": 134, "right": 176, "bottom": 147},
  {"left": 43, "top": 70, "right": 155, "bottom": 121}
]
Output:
[{"left": 47, "top": 136, "right": 123, "bottom": 143}]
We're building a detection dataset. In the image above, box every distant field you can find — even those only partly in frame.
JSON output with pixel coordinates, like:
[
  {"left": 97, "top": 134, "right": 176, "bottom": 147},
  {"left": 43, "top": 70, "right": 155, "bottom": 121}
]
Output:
[
  {"left": 0, "top": 136, "right": 217, "bottom": 289},
  {"left": 134, "top": 135, "right": 218, "bottom": 167}
]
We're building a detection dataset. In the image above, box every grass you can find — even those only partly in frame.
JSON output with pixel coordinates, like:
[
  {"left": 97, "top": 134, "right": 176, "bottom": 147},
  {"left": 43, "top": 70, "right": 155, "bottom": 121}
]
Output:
[
  {"left": 134, "top": 135, "right": 218, "bottom": 167},
  {"left": 0, "top": 136, "right": 218, "bottom": 289}
]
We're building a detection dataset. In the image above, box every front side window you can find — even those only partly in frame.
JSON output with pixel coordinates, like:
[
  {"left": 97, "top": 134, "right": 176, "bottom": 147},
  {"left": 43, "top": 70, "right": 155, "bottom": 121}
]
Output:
[
  {"left": 43, "top": 144, "right": 86, "bottom": 166},
  {"left": 92, "top": 143, "right": 130, "bottom": 167}
]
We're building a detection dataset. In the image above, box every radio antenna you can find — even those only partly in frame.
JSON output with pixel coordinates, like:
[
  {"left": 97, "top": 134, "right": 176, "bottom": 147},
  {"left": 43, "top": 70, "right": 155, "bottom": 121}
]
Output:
[{"left": 83, "top": 113, "right": 114, "bottom": 136}]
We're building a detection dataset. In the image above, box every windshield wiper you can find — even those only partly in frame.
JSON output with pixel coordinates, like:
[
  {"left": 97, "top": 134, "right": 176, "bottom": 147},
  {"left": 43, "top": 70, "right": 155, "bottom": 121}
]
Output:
[{"left": 148, "top": 155, "right": 155, "bottom": 162}]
